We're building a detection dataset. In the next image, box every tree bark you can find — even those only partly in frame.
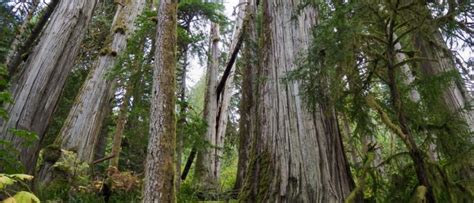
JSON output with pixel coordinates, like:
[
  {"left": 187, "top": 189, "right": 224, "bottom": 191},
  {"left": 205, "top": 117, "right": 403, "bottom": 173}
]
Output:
[
  {"left": 0, "top": 0, "right": 98, "bottom": 172},
  {"left": 6, "top": 0, "right": 60, "bottom": 78},
  {"left": 240, "top": 1, "right": 354, "bottom": 202},
  {"left": 54, "top": 0, "right": 145, "bottom": 163},
  {"left": 142, "top": 0, "right": 178, "bottom": 202}
]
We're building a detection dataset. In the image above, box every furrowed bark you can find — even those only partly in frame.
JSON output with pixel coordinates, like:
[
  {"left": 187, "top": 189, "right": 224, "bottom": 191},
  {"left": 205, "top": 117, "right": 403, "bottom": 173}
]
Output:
[
  {"left": 6, "top": 0, "right": 60, "bottom": 78},
  {"left": 142, "top": 0, "right": 178, "bottom": 202},
  {"left": 0, "top": 0, "right": 98, "bottom": 172},
  {"left": 240, "top": 0, "right": 354, "bottom": 202},
  {"left": 55, "top": 0, "right": 145, "bottom": 163}
]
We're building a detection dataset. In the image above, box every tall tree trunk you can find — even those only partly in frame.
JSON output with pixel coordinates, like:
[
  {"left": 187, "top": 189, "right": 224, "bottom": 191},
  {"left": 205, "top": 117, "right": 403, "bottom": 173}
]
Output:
[
  {"left": 54, "top": 0, "right": 145, "bottom": 163},
  {"left": 176, "top": 47, "right": 188, "bottom": 192},
  {"left": 240, "top": 1, "right": 354, "bottom": 202},
  {"left": 142, "top": 0, "right": 178, "bottom": 202},
  {"left": 234, "top": 0, "right": 258, "bottom": 194},
  {"left": 412, "top": 20, "right": 474, "bottom": 185},
  {"left": 414, "top": 31, "right": 474, "bottom": 131},
  {"left": 0, "top": 0, "right": 98, "bottom": 172},
  {"left": 195, "top": 22, "right": 220, "bottom": 190},
  {"left": 109, "top": 85, "right": 132, "bottom": 168}
]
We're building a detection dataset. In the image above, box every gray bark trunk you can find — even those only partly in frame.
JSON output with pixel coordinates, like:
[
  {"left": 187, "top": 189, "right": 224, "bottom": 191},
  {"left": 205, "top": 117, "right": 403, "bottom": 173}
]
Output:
[
  {"left": 196, "top": 1, "right": 244, "bottom": 189},
  {"left": 55, "top": 0, "right": 145, "bottom": 163},
  {"left": 109, "top": 87, "right": 131, "bottom": 168},
  {"left": 414, "top": 31, "right": 474, "bottom": 131},
  {"left": 240, "top": 1, "right": 354, "bottom": 202},
  {"left": 0, "top": 0, "right": 98, "bottom": 172},
  {"left": 142, "top": 0, "right": 178, "bottom": 202},
  {"left": 215, "top": 62, "right": 234, "bottom": 180},
  {"left": 176, "top": 50, "right": 188, "bottom": 192},
  {"left": 195, "top": 22, "right": 220, "bottom": 189}
]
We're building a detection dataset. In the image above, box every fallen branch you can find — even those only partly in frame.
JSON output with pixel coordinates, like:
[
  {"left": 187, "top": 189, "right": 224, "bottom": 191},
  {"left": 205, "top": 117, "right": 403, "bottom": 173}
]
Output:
[{"left": 92, "top": 154, "right": 116, "bottom": 165}]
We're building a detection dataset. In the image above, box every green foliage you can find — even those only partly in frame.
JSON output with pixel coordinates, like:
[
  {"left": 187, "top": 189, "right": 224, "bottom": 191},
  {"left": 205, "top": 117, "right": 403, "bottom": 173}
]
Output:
[
  {"left": 288, "top": 0, "right": 473, "bottom": 201},
  {"left": 0, "top": 3, "right": 18, "bottom": 63},
  {"left": 0, "top": 63, "right": 40, "bottom": 173},
  {"left": 0, "top": 173, "right": 39, "bottom": 203},
  {"left": 106, "top": 8, "right": 155, "bottom": 173},
  {"left": 0, "top": 64, "right": 21, "bottom": 173},
  {"left": 181, "top": 109, "right": 208, "bottom": 148},
  {"left": 177, "top": 0, "right": 228, "bottom": 63}
]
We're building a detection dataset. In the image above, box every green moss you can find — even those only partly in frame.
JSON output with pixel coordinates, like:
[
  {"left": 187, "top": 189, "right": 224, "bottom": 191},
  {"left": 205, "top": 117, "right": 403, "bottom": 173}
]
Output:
[
  {"left": 113, "top": 24, "right": 126, "bottom": 34},
  {"left": 239, "top": 147, "right": 274, "bottom": 202},
  {"left": 43, "top": 145, "right": 62, "bottom": 164},
  {"left": 410, "top": 185, "right": 427, "bottom": 203},
  {"left": 99, "top": 47, "right": 111, "bottom": 56}
]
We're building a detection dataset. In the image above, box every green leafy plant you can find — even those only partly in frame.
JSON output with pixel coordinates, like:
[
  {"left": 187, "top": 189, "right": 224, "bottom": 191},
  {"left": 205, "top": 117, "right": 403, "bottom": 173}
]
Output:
[{"left": 0, "top": 173, "right": 40, "bottom": 203}]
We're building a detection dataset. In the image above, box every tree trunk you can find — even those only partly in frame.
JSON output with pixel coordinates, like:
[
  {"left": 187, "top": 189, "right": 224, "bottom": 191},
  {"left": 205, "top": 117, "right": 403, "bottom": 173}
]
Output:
[
  {"left": 0, "top": 0, "right": 98, "bottom": 172},
  {"left": 54, "top": 0, "right": 145, "bottom": 163},
  {"left": 414, "top": 31, "right": 474, "bottom": 131},
  {"left": 176, "top": 47, "right": 188, "bottom": 192},
  {"left": 214, "top": 60, "right": 234, "bottom": 180},
  {"left": 413, "top": 20, "right": 474, "bottom": 185},
  {"left": 195, "top": 22, "right": 220, "bottom": 189},
  {"left": 234, "top": 0, "right": 258, "bottom": 193},
  {"left": 142, "top": 0, "right": 178, "bottom": 202},
  {"left": 240, "top": 1, "right": 354, "bottom": 202},
  {"left": 109, "top": 86, "right": 132, "bottom": 168}
]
